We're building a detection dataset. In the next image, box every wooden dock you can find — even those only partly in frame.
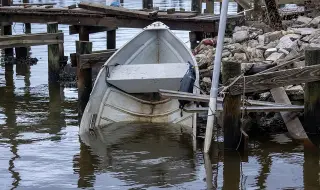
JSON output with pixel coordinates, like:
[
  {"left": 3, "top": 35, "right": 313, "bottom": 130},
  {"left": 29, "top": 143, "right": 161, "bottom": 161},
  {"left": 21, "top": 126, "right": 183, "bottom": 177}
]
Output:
[{"left": 0, "top": 3, "right": 244, "bottom": 32}]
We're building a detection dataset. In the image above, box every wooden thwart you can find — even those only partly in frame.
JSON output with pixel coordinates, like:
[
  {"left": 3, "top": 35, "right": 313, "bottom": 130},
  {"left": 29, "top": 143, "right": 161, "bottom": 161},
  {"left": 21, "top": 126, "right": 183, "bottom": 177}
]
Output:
[
  {"left": 227, "top": 64, "right": 320, "bottom": 95},
  {"left": 0, "top": 32, "right": 63, "bottom": 49}
]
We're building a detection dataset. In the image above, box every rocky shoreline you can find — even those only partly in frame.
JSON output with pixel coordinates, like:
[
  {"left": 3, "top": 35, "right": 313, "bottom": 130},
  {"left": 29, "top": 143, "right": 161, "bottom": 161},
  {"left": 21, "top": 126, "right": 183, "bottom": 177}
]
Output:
[{"left": 195, "top": 13, "right": 320, "bottom": 133}]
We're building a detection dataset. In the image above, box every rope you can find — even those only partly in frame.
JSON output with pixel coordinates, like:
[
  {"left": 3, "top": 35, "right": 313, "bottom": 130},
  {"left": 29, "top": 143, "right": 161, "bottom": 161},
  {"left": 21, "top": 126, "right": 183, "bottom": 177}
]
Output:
[
  {"left": 236, "top": 74, "right": 246, "bottom": 151},
  {"left": 219, "top": 73, "right": 244, "bottom": 95}
]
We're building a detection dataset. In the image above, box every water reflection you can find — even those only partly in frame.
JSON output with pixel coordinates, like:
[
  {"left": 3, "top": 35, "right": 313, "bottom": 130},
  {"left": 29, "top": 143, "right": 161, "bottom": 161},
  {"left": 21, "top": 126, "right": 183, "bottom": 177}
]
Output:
[{"left": 78, "top": 123, "right": 197, "bottom": 189}]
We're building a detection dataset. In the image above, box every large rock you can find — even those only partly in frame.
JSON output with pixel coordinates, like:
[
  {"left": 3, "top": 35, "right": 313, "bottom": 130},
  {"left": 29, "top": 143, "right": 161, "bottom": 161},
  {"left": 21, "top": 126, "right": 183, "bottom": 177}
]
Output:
[
  {"left": 283, "top": 33, "right": 301, "bottom": 40},
  {"left": 296, "top": 16, "right": 313, "bottom": 25},
  {"left": 310, "top": 16, "right": 320, "bottom": 27},
  {"left": 195, "top": 54, "right": 208, "bottom": 69},
  {"left": 264, "top": 31, "right": 283, "bottom": 44},
  {"left": 285, "top": 49, "right": 300, "bottom": 60},
  {"left": 293, "top": 28, "right": 317, "bottom": 35},
  {"left": 266, "top": 40, "right": 279, "bottom": 49},
  {"left": 266, "top": 52, "right": 285, "bottom": 61},
  {"left": 247, "top": 40, "right": 259, "bottom": 48},
  {"left": 233, "top": 30, "right": 249, "bottom": 43},
  {"left": 279, "top": 48, "right": 290, "bottom": 55},
  {"left": 302, "top": 29, "right": 320, "bottom": 42},
  {"left": 265, "top": 48, "right": 278, "bottom": 57},
  {"left": 276, "top": 36, "right": 298, "bottom": 51},
  {"left": 224, "top": 43, "right": 244, "bottom": 54},
  {"left": 245, "top": 47, "right": 264, "bottom": 61},
  {"left": 231, "top": 53, "right": 248, "bottom": 62},
  {"left": 222, "top": 50, "right": 232, "bottom": 58}
]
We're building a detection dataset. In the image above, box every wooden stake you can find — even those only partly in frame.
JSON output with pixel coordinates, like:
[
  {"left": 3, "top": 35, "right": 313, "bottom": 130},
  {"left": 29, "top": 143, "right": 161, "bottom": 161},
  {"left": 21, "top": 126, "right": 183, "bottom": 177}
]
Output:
[
  {"left": 47, "top": 22, "right": 60, "bottom": 83},
  {"left": 191, "top": 0, "right": 202, "bottom": 13},
  {"left": 142, "top": 0, "right": 153, "bottom": 9},
  {"left": 107, "top": 30, "right": 116, "bottom": 49},
  {"left": 222, "top": 61, "right": 241, "bottom": 150},
  {"left": 304, "top": 47, "right": 320, "bottom": 136},
  {"left": 76, "top": 41, "right": 93, "bottom": 117},
  {"left": 223, "top": 151, "right": 241, "bottom": 189}
]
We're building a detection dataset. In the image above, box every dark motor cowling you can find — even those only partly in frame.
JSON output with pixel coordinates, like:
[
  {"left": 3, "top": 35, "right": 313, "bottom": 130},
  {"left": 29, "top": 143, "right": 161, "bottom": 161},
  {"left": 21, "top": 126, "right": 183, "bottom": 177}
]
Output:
[{"left": 179, "top": 61, "right": 196, "bottom": 110}]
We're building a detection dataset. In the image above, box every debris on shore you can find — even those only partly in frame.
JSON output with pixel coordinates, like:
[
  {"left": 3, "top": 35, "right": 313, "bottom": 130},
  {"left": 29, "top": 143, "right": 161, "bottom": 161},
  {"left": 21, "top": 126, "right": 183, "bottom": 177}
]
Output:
[{"left": 195, "top": 14, "right": 320, "bottom": 133}]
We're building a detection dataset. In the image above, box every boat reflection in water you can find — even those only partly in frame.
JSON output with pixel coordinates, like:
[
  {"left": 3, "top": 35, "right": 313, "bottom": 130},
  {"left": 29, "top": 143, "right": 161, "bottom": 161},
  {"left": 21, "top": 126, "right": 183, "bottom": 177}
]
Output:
[{"left": 78, "top": 122, "right": 198, "bottom": 189}]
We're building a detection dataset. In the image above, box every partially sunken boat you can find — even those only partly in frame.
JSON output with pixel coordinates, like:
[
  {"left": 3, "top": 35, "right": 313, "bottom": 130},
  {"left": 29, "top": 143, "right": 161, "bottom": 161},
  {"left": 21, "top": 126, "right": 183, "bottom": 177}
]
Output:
[{"left": 80, "top": 22, "right": 200, "bottom": 134}]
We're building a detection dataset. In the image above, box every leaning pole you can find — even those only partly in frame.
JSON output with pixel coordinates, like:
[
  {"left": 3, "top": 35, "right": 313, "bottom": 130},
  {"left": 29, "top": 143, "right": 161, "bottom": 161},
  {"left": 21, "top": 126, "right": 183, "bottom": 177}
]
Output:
[{"left": 204, "top": 0, "right": 229, "bottom": 153}]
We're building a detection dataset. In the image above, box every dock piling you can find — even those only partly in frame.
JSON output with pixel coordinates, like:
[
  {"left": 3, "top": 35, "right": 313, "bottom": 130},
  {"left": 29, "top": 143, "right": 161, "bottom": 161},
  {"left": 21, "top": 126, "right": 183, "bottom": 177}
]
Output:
[
  {"left": 304, "top": 47, "right": 320, "bottom": 136},
  {"left": 142, "top": 0, "right": 153, "bottom": 9},
  {"left": 222, "top": 61, "right": 241, "bottom": 150},
  {"left": 107, "top": 30, "right": 116, "bottom": 49},
  {"left": 47, "top": 22, "right": 60, "bottom": 83},
  {"left": 76, "top": 41, "right": 93, "bottom": 117}
]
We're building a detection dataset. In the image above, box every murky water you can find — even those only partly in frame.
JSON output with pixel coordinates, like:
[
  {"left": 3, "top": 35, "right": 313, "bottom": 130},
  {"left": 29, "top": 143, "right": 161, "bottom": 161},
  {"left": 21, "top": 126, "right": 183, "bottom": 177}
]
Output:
[{"left": 0, "top": 0, "right": 320, "bottom": 189}]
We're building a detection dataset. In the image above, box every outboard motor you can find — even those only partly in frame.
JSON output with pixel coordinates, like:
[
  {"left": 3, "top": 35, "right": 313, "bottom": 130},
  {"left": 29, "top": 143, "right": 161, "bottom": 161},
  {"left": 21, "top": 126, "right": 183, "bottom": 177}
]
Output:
[{"left": 179, "top": 61, "right": 196, "bottom": 116}]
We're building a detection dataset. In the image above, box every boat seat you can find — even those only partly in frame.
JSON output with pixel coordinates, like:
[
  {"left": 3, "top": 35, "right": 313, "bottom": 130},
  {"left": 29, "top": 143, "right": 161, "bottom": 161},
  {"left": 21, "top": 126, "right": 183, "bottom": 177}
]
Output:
[{"left": 106, "top": 63, "right": 190, "bottom": 93}]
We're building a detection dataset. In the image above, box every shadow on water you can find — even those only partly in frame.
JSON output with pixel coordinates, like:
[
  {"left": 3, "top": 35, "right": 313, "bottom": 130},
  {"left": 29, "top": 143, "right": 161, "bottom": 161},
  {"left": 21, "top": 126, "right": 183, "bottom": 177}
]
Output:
[{"left": 77, "top": 123, "right": 197, "bottom": 189}]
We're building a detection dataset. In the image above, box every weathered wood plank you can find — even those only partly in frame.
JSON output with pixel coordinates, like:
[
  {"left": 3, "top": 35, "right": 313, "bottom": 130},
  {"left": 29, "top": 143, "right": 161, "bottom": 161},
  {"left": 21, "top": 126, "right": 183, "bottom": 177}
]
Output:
[
  {"left": 0, "top": 32, "right": 63, "bottom": 49},
  {"left": 228, "top": 64, "right": 320, "bottom": 95},
  {"left": 78, "top": 2, "right": 156, "bottom": 20},
  {"left": 159, "top": 89, "right": 298, "bottom": 107},
  {"left": 11, "top": 3, "right": 56, "bottom": 6},
  {"left": 69, "top": 25, "right": 116, "bottom": 35},
  {"left": 185, "top": 105, "right": 304, "bottom": 113},
  {"left": 259, "top": 55, "right": 305, "bottom": 74},
  {"left": 270, "top": 87, "right": 308, "bottom": 140},
  {"left": 0, "top": 13, "right": 220, "bottom": 32},
  {"left": 79, "top": 49, "right": 116, "bottom": 69}
]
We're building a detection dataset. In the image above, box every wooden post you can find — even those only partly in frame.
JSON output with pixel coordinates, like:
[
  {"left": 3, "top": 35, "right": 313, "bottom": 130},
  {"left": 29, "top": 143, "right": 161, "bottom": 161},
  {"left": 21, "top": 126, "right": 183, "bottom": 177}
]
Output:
[
  {"left": 15, "top": 0, "right": 31, "bottom": 59},
  {"left": 79, "top": 26, "right": 89, "bottom": 41},
  {"left": 47, "top": 22, "right": 60, "bottom": 83},
  {"left": 191, "top": 0, "right": 203, "bottom": 50},
  {"left": 107, "top": 30, "right": 116, "bottom": 49},
  {"left": 264, "top": 0, "right": 282, "bottom": 30},
  {"left": 304, "top": 47, "right": 320, "bottom": 137},
  {"left": 192, "top": 0, "right": 202, "bottom": 13},
  {"left": 142, "top": 0, "right": 153, "bottom": 9},
  {"left": 222, "top": 61, "right": 241, "bottom": 150},
  {"left": 76, "top": 41, "right": 93, "bottom": 117},
  {"left": 2, "top": 0, "right": 13, "bottom": 58},
  {"left": 223, "top": 152, "right": 240, "bottom": 189},
  {"left": 205, "top": 0, "right": 213, "bottom": 14}
]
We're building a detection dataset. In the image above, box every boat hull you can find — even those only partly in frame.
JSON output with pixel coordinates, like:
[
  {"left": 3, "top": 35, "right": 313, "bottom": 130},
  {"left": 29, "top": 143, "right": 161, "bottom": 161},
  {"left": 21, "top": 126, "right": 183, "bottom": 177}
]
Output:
[{"left": 79, "top": 22, "right": 200, "bottom": 135}]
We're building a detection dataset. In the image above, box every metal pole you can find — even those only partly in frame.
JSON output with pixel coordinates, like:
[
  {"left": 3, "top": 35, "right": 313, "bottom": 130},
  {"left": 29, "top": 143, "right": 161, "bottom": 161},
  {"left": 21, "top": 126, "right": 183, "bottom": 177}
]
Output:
[{"left": 204, "top": 0, "right": 229, "bottom": 153}]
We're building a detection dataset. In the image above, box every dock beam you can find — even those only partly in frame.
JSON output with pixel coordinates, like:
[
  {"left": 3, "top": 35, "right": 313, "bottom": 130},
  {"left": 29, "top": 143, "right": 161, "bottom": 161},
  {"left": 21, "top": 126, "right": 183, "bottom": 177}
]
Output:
[{"left": 304, "top": 47, "right": 320, "bottom": 137}]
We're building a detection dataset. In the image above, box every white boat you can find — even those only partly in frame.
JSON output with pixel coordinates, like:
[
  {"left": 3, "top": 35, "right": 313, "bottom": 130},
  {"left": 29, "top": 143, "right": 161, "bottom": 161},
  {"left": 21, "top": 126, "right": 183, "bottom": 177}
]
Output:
[{"left": 79, "top": 22, "right": 200, "bottom": 135}]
